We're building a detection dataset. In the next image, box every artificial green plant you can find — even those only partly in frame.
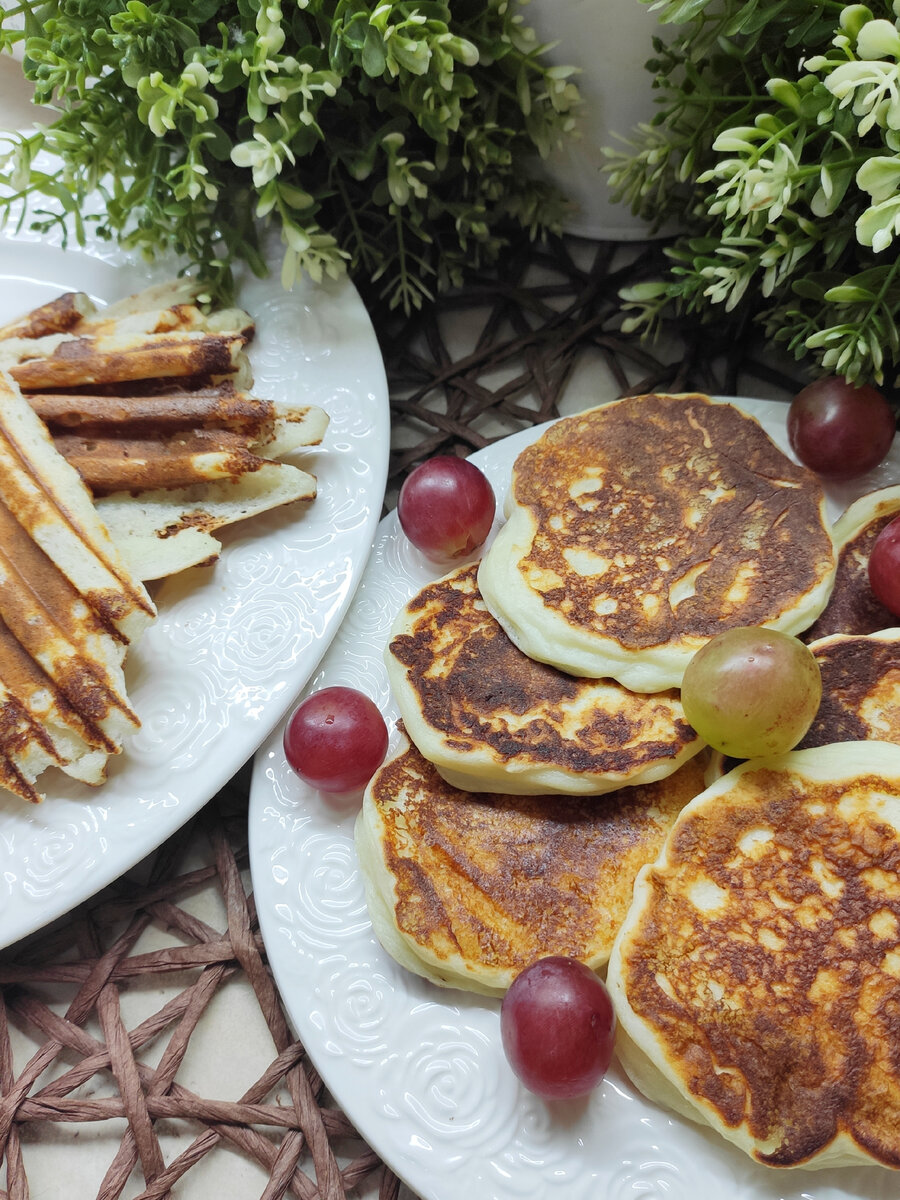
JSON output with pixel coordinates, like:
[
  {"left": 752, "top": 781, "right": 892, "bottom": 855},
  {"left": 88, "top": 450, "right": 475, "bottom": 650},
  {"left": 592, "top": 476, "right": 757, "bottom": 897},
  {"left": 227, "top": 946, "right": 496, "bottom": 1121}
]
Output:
[{"left": 0, "top": 1, "right": 579, "bottom": 310}]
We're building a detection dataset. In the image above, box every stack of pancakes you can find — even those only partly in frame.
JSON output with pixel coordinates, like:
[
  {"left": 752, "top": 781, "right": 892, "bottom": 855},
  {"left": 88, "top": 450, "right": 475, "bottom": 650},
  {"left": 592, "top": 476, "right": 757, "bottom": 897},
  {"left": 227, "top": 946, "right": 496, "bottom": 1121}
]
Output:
[{"left": 359, "top": 392, "right": 900, "bottom": 1169}]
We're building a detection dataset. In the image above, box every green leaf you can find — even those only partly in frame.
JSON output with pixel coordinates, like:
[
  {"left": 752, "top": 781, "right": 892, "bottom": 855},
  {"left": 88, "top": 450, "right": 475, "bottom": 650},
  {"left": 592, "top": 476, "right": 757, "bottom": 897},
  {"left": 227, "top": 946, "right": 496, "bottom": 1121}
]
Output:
[
  {"left": 0, "top": 0, "right": 580, "bottom": 313},
  {"left": 823, "top": 284, "right": 876, "bottom": 302},
  {"left": 203, "top": 123, "right": 234, "bottom": 162},
  {"left": 654, "top": 0, "right": 717, "bottom": 24},
  {"left": 516, "top": 62, "right": 531, "bottom": 117},
  {"left": 361, "top": 26, "right": 386, "bottom": 78}
]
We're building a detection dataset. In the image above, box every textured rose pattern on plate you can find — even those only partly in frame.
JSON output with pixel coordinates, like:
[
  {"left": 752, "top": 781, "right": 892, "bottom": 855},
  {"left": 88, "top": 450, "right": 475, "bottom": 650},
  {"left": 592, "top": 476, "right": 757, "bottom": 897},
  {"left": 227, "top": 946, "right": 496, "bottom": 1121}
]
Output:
[
  {"left": 0, "top": 226, "right": 389, "bottom": 949},
  {"left": 251, "top": 401, "right": 900, "bottom": 1200}
]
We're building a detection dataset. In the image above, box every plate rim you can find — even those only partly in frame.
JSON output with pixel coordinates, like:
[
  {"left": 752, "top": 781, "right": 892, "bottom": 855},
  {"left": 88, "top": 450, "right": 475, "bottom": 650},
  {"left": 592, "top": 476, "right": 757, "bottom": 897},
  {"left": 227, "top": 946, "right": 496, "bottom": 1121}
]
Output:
[
  {"left": 0, "top": 228, "right": 390, "bottom": 949},
  {"left": 249, "top": 394, "right": 900, "bottom": 1200}
]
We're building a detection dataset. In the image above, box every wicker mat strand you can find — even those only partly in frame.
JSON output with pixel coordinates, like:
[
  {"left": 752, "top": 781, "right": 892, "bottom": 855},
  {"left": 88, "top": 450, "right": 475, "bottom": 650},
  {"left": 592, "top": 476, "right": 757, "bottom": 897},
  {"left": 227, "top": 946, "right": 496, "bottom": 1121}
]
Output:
[
  {"left": 0, "top": 768, "right": 401, "bottom": 1200},
  {"left": 369, "top": 233, "right": 804, "bottom": 496},
  {"left": 0, "top": 230, "right": 804, "bottom": 1200}
]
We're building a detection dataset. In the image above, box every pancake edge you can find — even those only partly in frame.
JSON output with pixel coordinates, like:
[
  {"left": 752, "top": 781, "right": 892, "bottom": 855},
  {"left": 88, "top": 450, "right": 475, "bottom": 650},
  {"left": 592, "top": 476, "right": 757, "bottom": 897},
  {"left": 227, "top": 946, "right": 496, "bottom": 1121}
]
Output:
[
  {"left": 384, "top": 629, "right": 704, "bottom": 796},
  {"left": 354, "top": 768, "right": 511, "bottom": 997},
  {"left": 833, "top": 485, "right": 900, "bottom": 549},
  {"left": 479, "top": 504, "right": 835, "bottom": 692},
  {"left": 607, "top": 740, "right": 900, "bottom": 1170}
]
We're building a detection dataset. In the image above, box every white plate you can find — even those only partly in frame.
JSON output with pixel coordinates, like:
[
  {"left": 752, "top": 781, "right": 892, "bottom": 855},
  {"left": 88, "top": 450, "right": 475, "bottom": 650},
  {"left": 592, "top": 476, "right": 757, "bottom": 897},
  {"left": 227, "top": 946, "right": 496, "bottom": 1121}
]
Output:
[
  {"left": 250, "top": 400, "right": 900, "bottom": 1200},
  {"left": 0, "top": 228, "right": 389, "bottom": 950},
  {"left": 249, "top": 397, "right": 900, "bottom": 1200}
]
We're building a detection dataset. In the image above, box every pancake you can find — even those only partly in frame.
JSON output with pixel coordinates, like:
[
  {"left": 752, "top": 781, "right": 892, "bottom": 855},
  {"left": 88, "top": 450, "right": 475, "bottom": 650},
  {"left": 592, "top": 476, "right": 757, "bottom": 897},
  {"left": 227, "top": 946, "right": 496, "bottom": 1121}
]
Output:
[
  {"left": 355, "top": 734, "right": 708, "bottom": 996},
  {"left": 797, "top": 630, "right": 900, "bottom": 749},
  {"left": 478, "top": 394, "right": 836, "bottom": 692},
  {"left": 608, "top": 741, "right": 900, "bottom": 1170},
  {"left": 386, "top": 562, "right": 703, "bottom": 794},
  {"left": 803, "top": 486, "right": 900, "bottom": 643}
]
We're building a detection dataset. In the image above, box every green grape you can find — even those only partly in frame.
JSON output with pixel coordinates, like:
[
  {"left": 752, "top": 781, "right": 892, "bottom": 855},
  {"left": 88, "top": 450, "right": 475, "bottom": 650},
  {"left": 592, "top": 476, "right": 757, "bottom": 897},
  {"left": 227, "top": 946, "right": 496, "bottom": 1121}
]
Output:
[{"left": 681, "top": 628, "right": 822, "bottom": 759}]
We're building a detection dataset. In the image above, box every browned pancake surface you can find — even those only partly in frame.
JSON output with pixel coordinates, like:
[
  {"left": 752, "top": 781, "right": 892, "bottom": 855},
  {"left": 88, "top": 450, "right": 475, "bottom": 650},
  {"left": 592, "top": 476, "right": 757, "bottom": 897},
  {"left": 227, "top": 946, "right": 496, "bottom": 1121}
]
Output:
[
  {"left": 804, "top": 511, "right": 897, "bottom": 642},
  {"left": 798, "top": 632, "right": 900, "bottom": 748},
  {"left": 369, "top": 739, "right": 706, "bottom": 980},
  {"left": 389, "top": 563, "right": 698, "bottom": 778},
  {"left": 510, "top": 394, "right": 833, "bottom": 650},
  {"left": 617, "top": 759, "right": 900, "bottom": 1168}
]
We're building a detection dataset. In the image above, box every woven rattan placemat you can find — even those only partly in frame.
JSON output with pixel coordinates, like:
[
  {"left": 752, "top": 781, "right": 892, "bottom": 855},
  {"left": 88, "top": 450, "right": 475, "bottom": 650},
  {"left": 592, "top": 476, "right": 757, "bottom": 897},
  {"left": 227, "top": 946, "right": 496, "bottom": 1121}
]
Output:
[{"left": 0, "top": 233, "right": 800, "bottom": 1200}]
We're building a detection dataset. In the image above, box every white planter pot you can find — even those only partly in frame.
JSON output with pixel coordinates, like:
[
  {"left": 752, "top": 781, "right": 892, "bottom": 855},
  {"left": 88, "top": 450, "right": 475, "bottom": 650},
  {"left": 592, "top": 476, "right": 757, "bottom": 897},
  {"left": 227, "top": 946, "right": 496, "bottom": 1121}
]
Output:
[{"left": 528, "top": 0, "right": 664, "bottom": 239}]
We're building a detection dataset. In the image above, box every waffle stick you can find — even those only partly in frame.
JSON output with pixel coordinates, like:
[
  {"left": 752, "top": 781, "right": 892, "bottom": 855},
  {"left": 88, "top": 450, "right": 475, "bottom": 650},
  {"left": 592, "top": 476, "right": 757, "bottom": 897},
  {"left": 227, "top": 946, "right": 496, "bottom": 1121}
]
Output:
[
  {"left": 0, "top": 370, "right": 155, "bottom": 802},
  {"left": 2, "top": 329, "right": 249, "bottom": 390},
  {"left": 53, "top": 429, "right": 271, "bottom": 495},
  {"left": 30, "top": 385, "right": 331, "bottom": 472},
  {"left": 0, "top": 291, "right": 93, "bottom": 340},
  {"left": 0, "top": 284, "right": 329, "bottom": 581},
  {"left": 0, "top": 280, "right": 251, "bottom": 341}
]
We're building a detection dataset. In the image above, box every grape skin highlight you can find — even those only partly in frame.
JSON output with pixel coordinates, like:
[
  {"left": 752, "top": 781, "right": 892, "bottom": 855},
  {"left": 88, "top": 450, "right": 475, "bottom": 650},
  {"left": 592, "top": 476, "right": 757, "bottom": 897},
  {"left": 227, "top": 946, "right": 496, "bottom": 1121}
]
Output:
[
  {"left": 681, "top": 628, "right": 822, "bottom": 759},
  {"left": 500, "top": 956, "right": 615, "bottom": 1099},
  {"left": 283, "top": 686, "right": 388, "bottom": 794}
]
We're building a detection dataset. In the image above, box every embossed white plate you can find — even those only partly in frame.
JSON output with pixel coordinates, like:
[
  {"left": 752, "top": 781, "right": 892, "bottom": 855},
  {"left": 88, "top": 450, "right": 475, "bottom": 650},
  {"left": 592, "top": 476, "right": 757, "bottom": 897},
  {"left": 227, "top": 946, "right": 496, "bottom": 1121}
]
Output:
[
  {"left": 250, "top": 398, "right": 900, "bottom": 1200},
  {"left": 0, "top": 230, "right": 389, "bottom": 950}
]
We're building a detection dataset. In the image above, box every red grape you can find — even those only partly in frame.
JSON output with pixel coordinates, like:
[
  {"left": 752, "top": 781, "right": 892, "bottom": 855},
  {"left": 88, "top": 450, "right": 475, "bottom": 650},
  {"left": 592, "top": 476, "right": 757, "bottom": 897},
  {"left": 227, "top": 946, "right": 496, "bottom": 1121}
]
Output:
[
  {"left": 681, "top": 627, "right": 821, "bottom": 758},
  {"left": 869, "top": 514, "right": 900, "bottom": 617},
  {"left": 398, "top": 456, "right": 495, "bottom": 560},
  {"left": 787, "top": 377, "right": 895, "bottom": 480},
  {"left": 500, "top": 956, "right": 615, "bottom": 1099},
  {"left": 283, "top": 686, "right": 388, "bottom": 793}
]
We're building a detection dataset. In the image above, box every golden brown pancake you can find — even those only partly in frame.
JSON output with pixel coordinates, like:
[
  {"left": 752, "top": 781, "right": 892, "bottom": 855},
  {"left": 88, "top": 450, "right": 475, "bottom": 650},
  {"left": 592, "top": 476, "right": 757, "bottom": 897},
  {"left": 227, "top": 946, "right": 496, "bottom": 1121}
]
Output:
[
  {"left": 608, "top": 741, "right": 900, "bottom": 1170},
  {"left": 355, "top": 734, "right": 708, "bottom": 996},
  {"left": 478, "top": 394, "right": 836, "bottom": 691},
  {"left": 803, "top": 486, "right": 900, "bottom": 643},
  {"left": 386, "top": 563, "right": 703, "bottom": 794},
  {"left": 797, "top": 630, "right": 900, "bottom": 748}
]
